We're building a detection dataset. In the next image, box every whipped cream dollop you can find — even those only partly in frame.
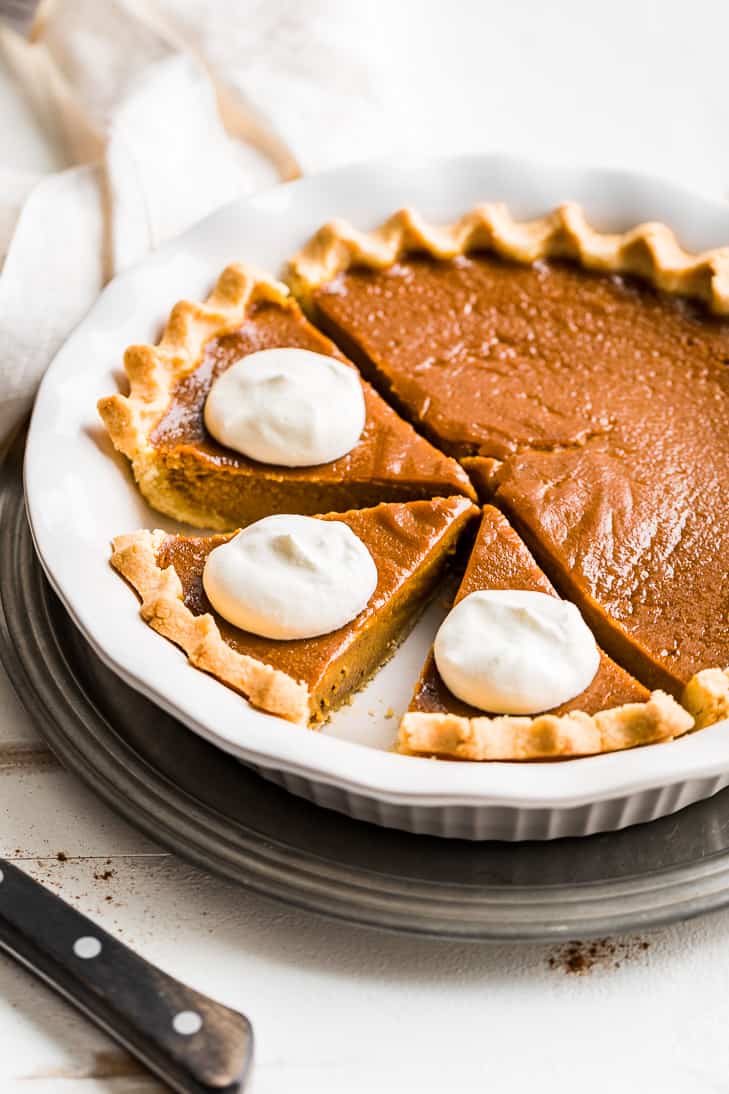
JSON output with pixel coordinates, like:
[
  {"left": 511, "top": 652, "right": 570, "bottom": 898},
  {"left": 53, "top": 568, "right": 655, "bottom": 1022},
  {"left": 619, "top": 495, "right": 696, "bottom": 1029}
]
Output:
[
  {"left": 433, "top": 589, "right": 600, "bottom": 714},
  {"left": 204, "top": 348, "right": 366, "bottom": 467},
  {"left": 202, "top": 514, "right": 378, "bottom": 640}
]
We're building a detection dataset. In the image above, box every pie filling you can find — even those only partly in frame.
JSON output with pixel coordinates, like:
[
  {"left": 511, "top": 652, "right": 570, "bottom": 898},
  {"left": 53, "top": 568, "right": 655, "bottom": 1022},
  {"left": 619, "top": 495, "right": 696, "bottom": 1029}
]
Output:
[{"left": 308, "top": 252, "right": 729, "bottom": 700}]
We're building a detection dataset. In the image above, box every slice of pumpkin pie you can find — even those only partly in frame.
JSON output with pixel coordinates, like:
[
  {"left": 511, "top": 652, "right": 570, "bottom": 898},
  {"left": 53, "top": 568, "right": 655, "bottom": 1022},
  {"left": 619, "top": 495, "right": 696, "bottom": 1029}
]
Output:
[
  {"left": 399, "top": 506, "right": 694, "bottom": 761},
  {"left": 98, "top": 265, "right": 474, "bottom": 532},
  {"left": 111, "top": 495, "right": 478, "bottom": 726}
]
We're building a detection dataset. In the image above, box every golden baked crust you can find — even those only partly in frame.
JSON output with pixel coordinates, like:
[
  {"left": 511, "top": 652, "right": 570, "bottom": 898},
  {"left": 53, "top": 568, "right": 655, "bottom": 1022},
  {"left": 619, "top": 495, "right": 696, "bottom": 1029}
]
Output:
[
  {"left": 682, "top": 667, "right": 729, "bottom": 730},
  {"left": 287, "top": 203, "right": 729, "bottom": 314},
  {"left": 110, "top": 529, "right": 311, "bottom": 724},
  {"left": 398, "top": 691, "right": 695, "bottom": 761},
  {"left": 98, "top": 264, "right": 292, "bottom": 529}
]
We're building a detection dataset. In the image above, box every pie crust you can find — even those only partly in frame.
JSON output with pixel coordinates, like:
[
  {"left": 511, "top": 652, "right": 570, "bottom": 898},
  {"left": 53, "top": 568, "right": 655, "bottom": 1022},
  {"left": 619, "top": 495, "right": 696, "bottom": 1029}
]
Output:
[
  {"left": 400, "top": 670, "right": 729, "bottom": 762},
  {"left": 682, "top": 668, "right": 729, "bottom": 731},
  {"left": 398, "top": 691, "right": 694, "bottom": 762},
  {"left": 99, "top": 265, "right": 284, "bottom": 527},
  {"left": 111, "top": 528, "right": 311, "bottom": 724},
  {"left": 287, "top": 202, "right": 729, "bottom": 312}
]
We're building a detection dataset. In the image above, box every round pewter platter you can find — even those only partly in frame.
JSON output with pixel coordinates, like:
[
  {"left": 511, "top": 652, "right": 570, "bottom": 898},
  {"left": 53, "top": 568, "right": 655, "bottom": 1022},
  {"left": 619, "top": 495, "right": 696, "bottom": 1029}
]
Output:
[{"left": 4, "top": 450, "right": 729, "bottom": 940}]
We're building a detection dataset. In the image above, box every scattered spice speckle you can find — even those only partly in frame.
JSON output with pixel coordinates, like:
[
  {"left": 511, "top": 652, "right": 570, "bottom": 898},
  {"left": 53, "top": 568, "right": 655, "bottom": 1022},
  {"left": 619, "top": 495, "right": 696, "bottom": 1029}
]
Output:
[
  {"left": 56, "top": 851, "right": 68, "bottom": 862},
  {"left": 548, "top": 937, "right": 651, "bottom": 975},
  {"left": 94, "top": 869, "right": 115, "bottom": 881}
]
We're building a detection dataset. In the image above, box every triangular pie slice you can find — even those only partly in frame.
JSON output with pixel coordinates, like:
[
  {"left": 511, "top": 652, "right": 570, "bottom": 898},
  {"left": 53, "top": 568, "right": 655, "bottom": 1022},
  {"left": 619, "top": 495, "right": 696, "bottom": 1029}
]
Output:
[
  {"left": 98, "top": 264, "right": 475, "bottom": 532},
  {"left": 288, "top": 204, "right": 729, "bottom": 718},
  {"left": 111, "top": 496, "right": 479, "bottom": 726},
  {"left": 399, "top": 506, "right": 694, "bottom": 761}
]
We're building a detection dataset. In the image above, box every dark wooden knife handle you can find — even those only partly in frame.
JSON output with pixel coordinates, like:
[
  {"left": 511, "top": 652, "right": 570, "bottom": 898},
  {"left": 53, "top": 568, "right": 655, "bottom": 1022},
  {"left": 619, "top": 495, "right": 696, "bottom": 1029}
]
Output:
[{"left": 0, "top": 858, "right": 253, "bottom": 1092}]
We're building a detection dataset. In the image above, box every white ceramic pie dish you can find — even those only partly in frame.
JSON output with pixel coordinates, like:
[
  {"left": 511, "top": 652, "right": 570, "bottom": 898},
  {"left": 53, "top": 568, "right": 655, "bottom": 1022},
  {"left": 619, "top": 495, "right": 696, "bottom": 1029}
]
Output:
[{"left": 24, "top": 154, "right": 729, "bottom": 840}]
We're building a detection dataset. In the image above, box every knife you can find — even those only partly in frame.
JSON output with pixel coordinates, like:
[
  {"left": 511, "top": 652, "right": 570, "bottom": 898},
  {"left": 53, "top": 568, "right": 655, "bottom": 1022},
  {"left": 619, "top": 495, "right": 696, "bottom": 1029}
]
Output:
[{"left": 0, "top": 858, "right": 253, "bottom": 1092}]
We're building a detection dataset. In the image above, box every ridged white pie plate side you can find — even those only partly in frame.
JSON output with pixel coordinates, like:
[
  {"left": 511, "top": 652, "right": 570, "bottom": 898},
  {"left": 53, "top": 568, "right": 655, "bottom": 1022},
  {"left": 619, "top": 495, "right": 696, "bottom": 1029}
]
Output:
[{"left": 24, "top": 155, "right": 729, "bottom": 840}]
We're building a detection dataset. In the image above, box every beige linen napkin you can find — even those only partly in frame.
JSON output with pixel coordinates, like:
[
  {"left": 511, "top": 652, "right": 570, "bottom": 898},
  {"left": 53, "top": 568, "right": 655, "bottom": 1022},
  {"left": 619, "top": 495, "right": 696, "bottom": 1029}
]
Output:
[{"left": 0, "top": 0, "right": 385, "bottom": 448}]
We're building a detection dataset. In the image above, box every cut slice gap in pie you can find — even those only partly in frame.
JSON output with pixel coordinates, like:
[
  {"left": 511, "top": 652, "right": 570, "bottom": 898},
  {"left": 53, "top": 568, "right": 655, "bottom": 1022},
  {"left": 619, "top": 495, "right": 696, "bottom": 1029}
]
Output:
[
  {"left": 98, "top": 264, "right": 475, "bottom": 533},
  {"left": 111, "top": 496, "right": 479, "bottom": 726},
  {"left": 399, "top": 505, "right": 695, "bottom": 761},
  {"left": 289, "top": 203, "right": 729, "bottom": 712}
]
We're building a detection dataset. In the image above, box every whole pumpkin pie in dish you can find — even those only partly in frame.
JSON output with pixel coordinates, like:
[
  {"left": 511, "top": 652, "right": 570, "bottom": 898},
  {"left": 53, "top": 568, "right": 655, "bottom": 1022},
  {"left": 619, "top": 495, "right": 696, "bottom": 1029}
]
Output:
[
  {"left": 399, "top": 505, "right": 693, "bottom": 761},
  {"left": 98, "top": 264, "right": 474, "bottom": 532},
  {"left": 289, "top": 203, "right": 729, "bottom": 718},
  {"left": 110, "top": 496, "right": 478, "bottom": 726}
]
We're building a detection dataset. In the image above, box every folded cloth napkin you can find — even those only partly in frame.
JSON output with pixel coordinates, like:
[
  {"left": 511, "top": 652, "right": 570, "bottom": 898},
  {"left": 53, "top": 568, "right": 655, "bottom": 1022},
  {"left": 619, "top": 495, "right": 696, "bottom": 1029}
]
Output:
[{"left": 0, "top": 0, "right": 388, "bottom": 448}]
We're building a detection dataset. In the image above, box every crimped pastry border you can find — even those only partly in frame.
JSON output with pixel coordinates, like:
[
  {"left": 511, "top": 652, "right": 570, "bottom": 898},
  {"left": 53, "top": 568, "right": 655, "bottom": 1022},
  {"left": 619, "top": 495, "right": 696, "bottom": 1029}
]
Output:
[
  {"left": 682, "top": 667, "right": 729, "bottom": 731},
  {"left": 97, "top": 264, "right": 295, "bottom": 528},
  {"left": 98, "top": 263, "right": 290, "bottom": 462},
  {"left": 398, "top": 691, "right": 696, "bottom": 762},
  {"left": 110, "top": 529, "right": 311, "bottom": 725},
  {"left": 287, "top": 202, "right": 729, "bottom": 314}
]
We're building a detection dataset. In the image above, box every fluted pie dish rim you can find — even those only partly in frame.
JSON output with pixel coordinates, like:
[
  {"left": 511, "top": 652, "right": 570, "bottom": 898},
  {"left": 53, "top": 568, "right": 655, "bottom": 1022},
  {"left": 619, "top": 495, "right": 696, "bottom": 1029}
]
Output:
[{"left": 24, "top": 154, "right": 729, "bottom": 836}]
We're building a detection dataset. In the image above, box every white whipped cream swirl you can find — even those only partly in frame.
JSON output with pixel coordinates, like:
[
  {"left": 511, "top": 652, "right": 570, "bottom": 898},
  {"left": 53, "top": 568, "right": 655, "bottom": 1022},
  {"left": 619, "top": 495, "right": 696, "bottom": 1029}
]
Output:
[
  {"left": 434, "top": 589, "right": 600, "bottom": 714},
  {"left": 202, "top": 514, "right": 378, "bottom": 640},
  {"left": 204, "top": 347, "right": 366, "bottom": 467}
]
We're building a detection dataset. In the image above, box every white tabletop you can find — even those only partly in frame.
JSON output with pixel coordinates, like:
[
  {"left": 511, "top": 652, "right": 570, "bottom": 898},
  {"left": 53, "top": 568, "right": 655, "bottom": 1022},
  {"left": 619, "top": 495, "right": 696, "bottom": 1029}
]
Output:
[
  {"left": 4, "top": 676, "right": 729, "bottom": 1094},
  {"left": 3, "top": 1, "right": 729, "bottom": 1090}
]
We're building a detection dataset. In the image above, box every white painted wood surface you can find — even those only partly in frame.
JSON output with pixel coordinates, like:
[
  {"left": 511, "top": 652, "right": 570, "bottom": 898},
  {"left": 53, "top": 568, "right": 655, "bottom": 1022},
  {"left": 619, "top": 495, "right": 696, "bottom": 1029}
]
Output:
[
  {"left": 5, "top": 753, "right": 729, "bottom": 1094},
  {"left": 4, "top": 1, "right": 729, "bottom": 1090}
]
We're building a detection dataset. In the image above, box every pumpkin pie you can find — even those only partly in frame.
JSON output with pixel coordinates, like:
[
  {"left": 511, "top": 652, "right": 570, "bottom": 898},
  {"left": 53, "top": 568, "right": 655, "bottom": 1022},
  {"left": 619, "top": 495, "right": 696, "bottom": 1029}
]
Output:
[
  {"left": 399, "top": 505, "right": 693, "bottom": 760},
  {"left": 110, "top": 496, "right": 478, "bottom": 725},
  {"left": 289, "top": 203, "right": 729, "bottom": 726},
  {"left": 98, "top": 264, "right": 475, "bottom": 532}
]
